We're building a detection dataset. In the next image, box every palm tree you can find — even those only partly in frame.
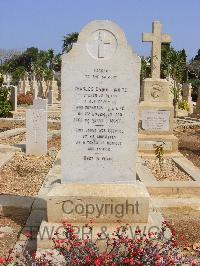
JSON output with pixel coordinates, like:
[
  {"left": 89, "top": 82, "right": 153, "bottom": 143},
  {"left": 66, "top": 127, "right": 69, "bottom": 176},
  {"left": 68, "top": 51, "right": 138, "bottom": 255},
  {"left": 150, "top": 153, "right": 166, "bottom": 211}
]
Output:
[
  {"left": 32, "top": 61, "right": 45, "bottom": 97},
  {"left": 47, "top": 49, "right": 54, "bottom": 70},
  {"left": 62, "top": 32, "right": 79, "bottom": 53},
  {"left": 43, "top": 68, "right": 53, "bottom": 97},
  {"left": 141, "top": 57, "right": 151, "bottom": 81}
]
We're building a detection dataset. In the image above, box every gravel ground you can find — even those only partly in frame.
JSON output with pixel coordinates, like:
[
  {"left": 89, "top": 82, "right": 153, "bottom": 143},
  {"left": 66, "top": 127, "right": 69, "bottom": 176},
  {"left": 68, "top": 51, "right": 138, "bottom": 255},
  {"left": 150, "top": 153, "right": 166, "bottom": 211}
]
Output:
[
  {"left": 0, "top": 136, "right": 61, "bottom": 258},
  {"left": 0, "top": 214, "right": 28, "bottom": 258},
  {"left": 0, "top": 154, "right": 54, "bottom": 196},
  {"left": 48, "top": 136, "right": 61, "bottom": 150},
  {"left": 0, "top": 133, "right": 25, "bottom": 145},
  {"left": 174, "top": 125, "right": 200, "bottom": 168},
  {"left": 0, "top": 121, "right": 25, "bottom": 133},
  {"left": 145, "top": 158, "right": 191, "bottom": 181},
  {"left": 162, "top": 207, "right": 200, "bottom": 262},
  {"left": 48, "top": 122, "right": 61, "bottom": 130},
  {"left": 0, "top": 136, "right": 61, "bottom": 196},
  {"left": 0, "top": 120, "right": 60, "bottom": 131}
]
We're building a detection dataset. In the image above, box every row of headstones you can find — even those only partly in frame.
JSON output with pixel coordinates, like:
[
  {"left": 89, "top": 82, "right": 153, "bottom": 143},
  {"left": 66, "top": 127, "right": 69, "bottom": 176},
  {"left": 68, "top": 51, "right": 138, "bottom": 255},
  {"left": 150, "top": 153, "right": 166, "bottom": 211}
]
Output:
[
  {"left": 25, "top": 88, "right": 200, "bottom": 157},
  {"left": 6, "top": 85, "right": 55, "bottom": 113},
  {"left": 167, "top": 80, "right": 195, "bottom": 114},
  {"left": 18, "top": 75, "right": 59, "bottom": 101},
  {"left": 9, "top": 80, "right": 200, "bottom": 114},
  {"left": 3, "top": 73, "right": 59, "bottom": 108}
]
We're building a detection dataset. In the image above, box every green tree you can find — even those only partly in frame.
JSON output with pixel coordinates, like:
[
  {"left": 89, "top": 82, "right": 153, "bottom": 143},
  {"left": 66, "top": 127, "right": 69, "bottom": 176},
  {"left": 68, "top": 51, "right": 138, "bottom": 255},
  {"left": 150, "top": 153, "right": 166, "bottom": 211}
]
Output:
[
  {"left": 0, "top": 75, "right": 4, "bottom": 87},
  {"left": 43, "top": 68, "right": 54, "bottom": 97},
  {"left": 194, "top": 49, "right": 200, "bottom": 61},
  {"left": 141, "top": 57, "right": 151, "bottom": 81},
  {"left": 11, "top": 66, "right": 27, "bottom": 85},
  {"left": 160, "top": 45, "right": 187, "bottom": 117},
  {"left": 1, "top": 47, "right": 60, "bottom": 86},
  {"left": 0, "top": 86, "right": 12, "bottom": 117},
  {"left": 188, "top": 49, "right": 200, "bottom": 101},
  {"left": 53, "top": 54, "right": 61, "bottom": 72},
  {"left": 62, "top": 32, "right": 79, "bottom": 53}
]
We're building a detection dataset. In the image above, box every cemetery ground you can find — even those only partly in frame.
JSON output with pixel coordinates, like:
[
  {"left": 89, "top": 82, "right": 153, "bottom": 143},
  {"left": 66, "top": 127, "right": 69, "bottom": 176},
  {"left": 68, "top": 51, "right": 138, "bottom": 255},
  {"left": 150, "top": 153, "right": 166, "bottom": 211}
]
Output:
[
  {"left": 0, "top": 119, "right": 199, "bottom": 260},
  {"left": 174, "top": 124, "right": 200, "bottom": 168},
  {"left": 0, "top": 18, "right": 200, "bottom": 265},
  {"left": 0, "top": 120, "right": 61, "bottom": 257}
]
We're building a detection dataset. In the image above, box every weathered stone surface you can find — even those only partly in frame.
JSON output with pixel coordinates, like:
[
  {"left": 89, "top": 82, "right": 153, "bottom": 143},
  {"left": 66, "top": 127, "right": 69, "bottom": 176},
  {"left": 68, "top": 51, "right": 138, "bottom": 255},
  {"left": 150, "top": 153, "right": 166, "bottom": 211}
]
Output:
[
  {"left": 139, "top": 102, "right": 174, "bottom": 134},
  {"left": 61, "top": 20, "right": 140, "bottom": 183},
  {"left": 139, "top": 21, "right": 178, "bottom": 155},
  {"left": 138, "top": 140, "right": 172, "bottom": 151},
  {"left": 138, "top": 134, "right": 178, "bottom": 154},
  {"left": 33, "top": 98, "right": 47, "bottom": 111},
  {"left": 140, "top": 79, "right": 171, "bottom": 102},
  {"left": 47, "top": 183, "right": 149, "bottom": 223},
  {"left": 26, "top": 109, "right": 47, "bottom": 155},
  {"left": 142, "top": 21, "right": 171, "bottom": 79},
  {"left": 141, "top": 110, "right": 170, "bottom": 131}
]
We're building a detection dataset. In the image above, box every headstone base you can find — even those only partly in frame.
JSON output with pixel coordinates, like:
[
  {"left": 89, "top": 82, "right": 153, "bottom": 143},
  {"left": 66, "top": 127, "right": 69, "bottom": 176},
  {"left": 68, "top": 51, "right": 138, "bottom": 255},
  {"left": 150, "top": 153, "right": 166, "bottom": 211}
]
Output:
[
  {"left": 37, "top": 182, "right": 151, "bottom": 250},
  {"left": 138, "top": 134, "right": 178, "bottom": 154}
]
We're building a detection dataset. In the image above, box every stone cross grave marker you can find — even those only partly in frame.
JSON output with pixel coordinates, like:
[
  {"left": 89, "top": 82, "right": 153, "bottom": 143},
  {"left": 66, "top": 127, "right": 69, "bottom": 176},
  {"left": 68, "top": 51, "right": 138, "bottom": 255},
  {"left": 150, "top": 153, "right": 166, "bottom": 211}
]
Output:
[
  {"left": 139, "top": 21, "right": 178, "bottom": 154},
  {"left": 142, "top": 21, "right": 171, "bottom": 79}
]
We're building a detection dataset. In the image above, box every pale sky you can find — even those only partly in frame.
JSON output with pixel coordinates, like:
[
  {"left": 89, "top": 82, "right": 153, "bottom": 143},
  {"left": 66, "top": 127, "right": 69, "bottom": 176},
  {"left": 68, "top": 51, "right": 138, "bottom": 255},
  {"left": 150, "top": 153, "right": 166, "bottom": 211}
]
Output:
[{"left": 1, "top": 0, "right": 200, "bottom": 60}]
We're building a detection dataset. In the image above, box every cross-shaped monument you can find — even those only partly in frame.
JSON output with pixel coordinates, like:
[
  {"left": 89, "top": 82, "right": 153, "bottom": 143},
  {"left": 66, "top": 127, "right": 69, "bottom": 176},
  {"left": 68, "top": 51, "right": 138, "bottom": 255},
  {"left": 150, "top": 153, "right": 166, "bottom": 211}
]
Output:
[{"left": 142, "top": 21, "right": 171, "bottom": 79}]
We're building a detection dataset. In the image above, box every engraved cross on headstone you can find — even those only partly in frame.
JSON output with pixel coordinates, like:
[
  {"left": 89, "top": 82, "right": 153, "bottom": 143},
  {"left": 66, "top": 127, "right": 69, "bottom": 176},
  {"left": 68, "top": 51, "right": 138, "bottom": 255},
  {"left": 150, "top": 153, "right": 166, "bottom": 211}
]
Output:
[
  {"left": 97, "top": 31, "right": 111, "bottom": 58},
  {"left": 142, "top": 21, "right": 171, "bottom": 79}
]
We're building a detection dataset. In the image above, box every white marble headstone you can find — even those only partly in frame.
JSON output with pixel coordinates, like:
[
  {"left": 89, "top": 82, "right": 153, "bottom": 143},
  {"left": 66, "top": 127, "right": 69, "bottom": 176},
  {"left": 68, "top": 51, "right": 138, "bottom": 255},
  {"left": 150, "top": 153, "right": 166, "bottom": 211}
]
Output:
[
  {"left": 61, "top": 20, "right": 141, "bottom": 183},
  {"left": 47, "top": 90, "right": 54, "bottom": 105},
  {"left": 33, "top": 98, "right": 47, "bottom": 111},
  {"left": 26, "top": 109, "right": 47, "bottom": 156}
]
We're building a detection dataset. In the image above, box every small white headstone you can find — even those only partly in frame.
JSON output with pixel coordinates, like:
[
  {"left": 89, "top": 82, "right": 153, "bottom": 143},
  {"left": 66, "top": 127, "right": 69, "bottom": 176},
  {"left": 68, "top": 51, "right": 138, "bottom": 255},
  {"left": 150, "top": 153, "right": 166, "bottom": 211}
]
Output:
[
  {"left": 33, "top": 98, "right": 47, "bottom": 111},
  {"left": 47, "top": 90, "right": 54, "bottom": 105},
  {"left": 142, "top": 110, "right": 170, "bottom": 131},
  {"left": 26, "top": 109, "right": 47, "bottom": 156}
]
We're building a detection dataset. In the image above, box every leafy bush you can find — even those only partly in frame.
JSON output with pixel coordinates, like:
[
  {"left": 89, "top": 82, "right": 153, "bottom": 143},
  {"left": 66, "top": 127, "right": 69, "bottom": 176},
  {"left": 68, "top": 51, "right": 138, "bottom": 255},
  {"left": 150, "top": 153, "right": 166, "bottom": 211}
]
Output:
[
  {"left": 0, "top": 87, "right": 12, "bottom": 117},
  {"left": 7, "top": 222, "right": 199, "bottom": 265},
  {"left": 179, "top": 100, "right": 190, "bottom": 111},
  {"left": 17, "top": 92, "right": 33, "bottom": 106},
  {"left": 0, "top": 75, "right": 4, "bottom": 87}
]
